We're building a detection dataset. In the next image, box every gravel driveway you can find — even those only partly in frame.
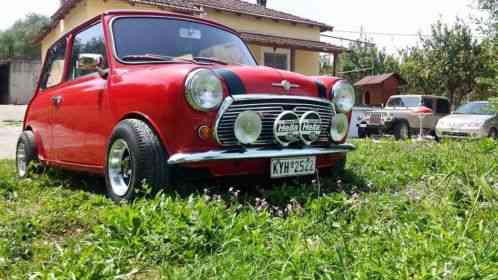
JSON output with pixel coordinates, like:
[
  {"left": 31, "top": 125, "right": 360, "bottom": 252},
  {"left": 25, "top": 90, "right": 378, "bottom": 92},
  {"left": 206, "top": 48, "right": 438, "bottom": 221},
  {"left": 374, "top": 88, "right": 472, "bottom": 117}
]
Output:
[{"left": 0, "top": 105, "right": 26, "bottom": 160}]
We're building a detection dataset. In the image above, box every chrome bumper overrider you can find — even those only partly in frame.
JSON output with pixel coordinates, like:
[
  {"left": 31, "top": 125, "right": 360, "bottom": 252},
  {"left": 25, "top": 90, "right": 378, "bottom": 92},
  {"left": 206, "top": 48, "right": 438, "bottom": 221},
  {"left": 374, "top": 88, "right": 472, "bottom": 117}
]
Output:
[{"left": 168, "top": 143, "right": 356, "bottom": 165}]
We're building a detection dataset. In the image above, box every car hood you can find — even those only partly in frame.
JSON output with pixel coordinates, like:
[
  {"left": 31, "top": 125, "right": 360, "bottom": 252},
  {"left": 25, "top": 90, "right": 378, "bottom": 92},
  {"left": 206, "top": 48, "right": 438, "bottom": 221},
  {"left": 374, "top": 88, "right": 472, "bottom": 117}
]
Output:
[
  {"left": 365, "top": 107, "right": 415, "bottom": 115},
  {"left": 438, "top": 114, "right": 493, "bottom": 127},
  {"left": 115, "top": 63, "right": 334, "bottom": 99},
  {"left": 216, "top": 65, "right": 328, "bottom": 97}
]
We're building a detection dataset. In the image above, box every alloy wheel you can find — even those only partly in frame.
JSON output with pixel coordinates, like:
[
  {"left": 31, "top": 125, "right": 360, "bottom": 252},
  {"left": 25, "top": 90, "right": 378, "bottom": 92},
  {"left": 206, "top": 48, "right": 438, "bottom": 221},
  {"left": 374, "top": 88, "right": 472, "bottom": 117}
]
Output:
[
  {"left": 400, "top": 124, "right": 409, "bottom": 139},
  {"left": 108, "top": 139, "right": 134, "bottom": 197},
  {"left": 16, "top": 142, "right": 27, "bottom": 177},
  {"left": 490, "top": 128, "right": 498, "bottom": 140}
]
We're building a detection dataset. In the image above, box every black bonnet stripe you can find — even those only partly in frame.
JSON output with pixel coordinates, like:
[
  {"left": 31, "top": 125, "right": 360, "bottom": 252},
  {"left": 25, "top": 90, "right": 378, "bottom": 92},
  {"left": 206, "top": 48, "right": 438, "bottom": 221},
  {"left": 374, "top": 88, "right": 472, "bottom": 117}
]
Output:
[
  {"left": 214, "top": 69, "right": 247, "bottom": 95},
  {"left": 315, "top": 81, "right": 327, "bottom": 99}
]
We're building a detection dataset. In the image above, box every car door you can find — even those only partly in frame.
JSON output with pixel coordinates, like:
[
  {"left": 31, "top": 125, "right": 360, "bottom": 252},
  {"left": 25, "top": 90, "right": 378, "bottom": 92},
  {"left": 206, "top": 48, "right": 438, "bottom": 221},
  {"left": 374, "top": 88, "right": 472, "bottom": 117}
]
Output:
[
  {"left": 420, "top": 97, "right": 438, "bottom": 129},
  {"left": 52, "top": 22, "right": 109, "bottom": 165},
  {"left": 34, "top": 38, "right": 69, "bottom": 161}
]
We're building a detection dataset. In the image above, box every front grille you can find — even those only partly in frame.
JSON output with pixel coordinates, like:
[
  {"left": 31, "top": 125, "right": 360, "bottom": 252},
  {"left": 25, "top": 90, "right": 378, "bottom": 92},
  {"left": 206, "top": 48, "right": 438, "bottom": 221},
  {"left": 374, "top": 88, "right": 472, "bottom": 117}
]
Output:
[
  {"left": 442, "top": 131, "right": 469, "bottom": 137},
  {"left": 368, "top": 112, "right": 383, "bottom": 124},
  {"left": 215, "top": 95, "right": 335, "bottom": 146}
]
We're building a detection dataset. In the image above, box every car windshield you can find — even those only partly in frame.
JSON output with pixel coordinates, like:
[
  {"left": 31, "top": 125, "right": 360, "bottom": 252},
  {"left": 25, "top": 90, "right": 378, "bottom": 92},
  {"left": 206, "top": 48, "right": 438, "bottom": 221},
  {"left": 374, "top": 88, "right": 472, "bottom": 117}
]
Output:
[
  {"left": 386, "top": 96, "right": 421, "bottom": 108},
  {"left": 112, "top": 17, "right": 257, "bottom": 66},
  {"left": 454, "top": 102, "right": 495, "bottom": 115}
]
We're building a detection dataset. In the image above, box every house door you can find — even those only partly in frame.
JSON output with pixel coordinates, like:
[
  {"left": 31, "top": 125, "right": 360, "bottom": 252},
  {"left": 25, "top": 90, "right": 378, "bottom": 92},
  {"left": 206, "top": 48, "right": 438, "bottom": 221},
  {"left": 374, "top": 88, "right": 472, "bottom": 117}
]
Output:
[{"left": 364, "top": 91, "right": 371, "bottom": 105}]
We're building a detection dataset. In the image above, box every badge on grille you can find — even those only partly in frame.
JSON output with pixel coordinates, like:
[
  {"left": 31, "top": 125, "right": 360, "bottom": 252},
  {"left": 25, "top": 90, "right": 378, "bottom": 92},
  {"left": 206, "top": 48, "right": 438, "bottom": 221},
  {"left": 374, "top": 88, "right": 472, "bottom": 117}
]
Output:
[
  {"left": 273, "top": 111, "right": 300, "bottom": 146},
  {"left": 299, "top": 111, "right": 322, "bottom": 145}
]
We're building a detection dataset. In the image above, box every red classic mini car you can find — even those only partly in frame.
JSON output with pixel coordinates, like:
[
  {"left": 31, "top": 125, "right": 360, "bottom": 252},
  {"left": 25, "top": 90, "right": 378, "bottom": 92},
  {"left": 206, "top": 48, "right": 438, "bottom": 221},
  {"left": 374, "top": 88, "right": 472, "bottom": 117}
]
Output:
[{"left": 17, "top": 10, "right": 355, "bottom": 201}]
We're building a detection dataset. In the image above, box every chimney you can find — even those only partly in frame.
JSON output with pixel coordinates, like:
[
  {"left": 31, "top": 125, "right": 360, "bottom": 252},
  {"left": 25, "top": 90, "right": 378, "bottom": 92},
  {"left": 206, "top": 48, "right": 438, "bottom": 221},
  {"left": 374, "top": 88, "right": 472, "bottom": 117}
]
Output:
[{"left": 256, "top": 0, "right": 267, "bottom": 7}]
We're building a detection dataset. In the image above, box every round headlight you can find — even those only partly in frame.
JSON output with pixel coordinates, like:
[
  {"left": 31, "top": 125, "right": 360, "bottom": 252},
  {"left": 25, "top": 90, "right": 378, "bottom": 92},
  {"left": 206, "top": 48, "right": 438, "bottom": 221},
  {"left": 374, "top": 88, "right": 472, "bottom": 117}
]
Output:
[
  {"left": 234, "top": 111, "right": 262, "bottom": 145},
  {"left": 332, "top": 80, "right": 355, "bottom": 113},
  {"left": 185, "top": 69, "right": 224, "bottom": 112},
  {"left": 330, "top": 113, "right": 349, "bottom": 142}
]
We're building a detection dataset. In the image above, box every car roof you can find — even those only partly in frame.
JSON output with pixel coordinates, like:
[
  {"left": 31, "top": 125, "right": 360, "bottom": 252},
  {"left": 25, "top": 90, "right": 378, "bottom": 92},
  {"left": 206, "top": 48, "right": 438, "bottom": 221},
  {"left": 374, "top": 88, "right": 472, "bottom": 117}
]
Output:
[{"left": 389, "top": 95, "right": 448, "bottom": 100}]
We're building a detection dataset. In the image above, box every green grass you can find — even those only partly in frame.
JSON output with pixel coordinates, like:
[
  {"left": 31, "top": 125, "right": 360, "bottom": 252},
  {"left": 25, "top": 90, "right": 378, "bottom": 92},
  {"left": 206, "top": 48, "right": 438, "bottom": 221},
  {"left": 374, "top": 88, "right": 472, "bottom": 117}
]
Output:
[{"left": 1, "top": 139, "right": 498, "bottom": 279}]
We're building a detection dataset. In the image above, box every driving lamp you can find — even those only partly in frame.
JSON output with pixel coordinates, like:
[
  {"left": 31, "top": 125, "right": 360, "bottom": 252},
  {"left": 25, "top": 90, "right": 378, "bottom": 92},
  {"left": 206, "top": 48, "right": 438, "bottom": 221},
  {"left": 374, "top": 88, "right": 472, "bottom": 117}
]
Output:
[
  {"left": 185, "top": 69, "right": 224, "bottom": 112},
  {"left": 332, "top": 80, "right": 355, "bottom": 113},
  {"left": 234, "top": 111, "right": 262, "bottom": 145},
  {"left": 330, "top": 113, "right": 349, "bottom": 142}
]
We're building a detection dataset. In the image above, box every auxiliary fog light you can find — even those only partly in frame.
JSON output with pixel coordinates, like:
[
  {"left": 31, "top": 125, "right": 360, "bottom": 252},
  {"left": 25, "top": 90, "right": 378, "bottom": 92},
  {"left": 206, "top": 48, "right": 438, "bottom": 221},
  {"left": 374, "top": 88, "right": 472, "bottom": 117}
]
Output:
[{"left": 234, "top": 111, "right": 262, "bottom": 145}]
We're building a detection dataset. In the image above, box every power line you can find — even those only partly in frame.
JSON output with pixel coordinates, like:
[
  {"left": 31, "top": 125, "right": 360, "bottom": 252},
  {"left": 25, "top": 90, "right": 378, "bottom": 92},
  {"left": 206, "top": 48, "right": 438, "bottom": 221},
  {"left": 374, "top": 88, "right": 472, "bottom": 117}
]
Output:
[
  {"left": 320, "top": 34, "right": 376, "bottom": 46},
  {"left": 328, "top": 29, "right": 488, "bottom": 39},
  {"left": 330, "top": 30, "right": 427, "bottom": 38}
]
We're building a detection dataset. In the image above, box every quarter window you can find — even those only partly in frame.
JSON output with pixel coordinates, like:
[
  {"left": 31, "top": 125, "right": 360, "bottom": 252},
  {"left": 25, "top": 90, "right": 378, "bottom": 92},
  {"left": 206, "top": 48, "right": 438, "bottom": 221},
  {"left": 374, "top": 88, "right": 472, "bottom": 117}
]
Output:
[
  {"left": 69, "top": 23, "right": 107, "bottom": 80},
  {"left": 40, "top": 39, "right": 67, "bottom": 89}
]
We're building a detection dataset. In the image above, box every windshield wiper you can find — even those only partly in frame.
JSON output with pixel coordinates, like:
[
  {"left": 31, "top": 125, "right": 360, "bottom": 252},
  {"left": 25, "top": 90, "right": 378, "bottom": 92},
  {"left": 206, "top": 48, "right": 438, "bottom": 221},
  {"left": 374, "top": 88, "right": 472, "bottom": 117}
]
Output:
[
  {"left": 121, "top": 54, "right": 195, "bottom": 64},
  {"left": 193, "top": 57, "right": 229, "bottom": 65}
]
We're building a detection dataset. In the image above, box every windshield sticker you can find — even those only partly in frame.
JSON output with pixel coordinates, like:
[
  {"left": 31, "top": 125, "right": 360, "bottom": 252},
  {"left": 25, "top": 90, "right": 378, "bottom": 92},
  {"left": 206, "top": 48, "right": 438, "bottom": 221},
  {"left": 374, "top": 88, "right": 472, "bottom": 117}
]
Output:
[{"left": 179, "top": 28, "right": 202, "bottom": 40}]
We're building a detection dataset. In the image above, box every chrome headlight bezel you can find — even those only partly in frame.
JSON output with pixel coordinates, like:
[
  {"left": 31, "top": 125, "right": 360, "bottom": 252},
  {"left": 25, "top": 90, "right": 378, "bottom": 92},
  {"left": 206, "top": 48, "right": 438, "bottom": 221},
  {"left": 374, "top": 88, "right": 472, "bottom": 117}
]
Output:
[
  {"left": 185, "top": 69, "right": 224, "bottom": 112},
  {"left": 332, "top": 80, "right": 355, "bottom": 113}
]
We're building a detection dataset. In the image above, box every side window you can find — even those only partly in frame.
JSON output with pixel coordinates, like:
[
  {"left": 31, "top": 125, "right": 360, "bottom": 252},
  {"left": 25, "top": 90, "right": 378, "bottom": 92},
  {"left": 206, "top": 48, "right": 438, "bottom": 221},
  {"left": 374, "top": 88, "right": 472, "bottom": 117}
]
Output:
[
  {"left": 69, "top": 23, "right": 107, "bottom": 80},
  {"left": 40, "top": 39, "right": 67, "bottom": 89},
  {"left": 436, "top": 99, "right": 451, "bottom": 114},
  {"left": 422, "top": 98, "right": 434, "bottom": 109}
]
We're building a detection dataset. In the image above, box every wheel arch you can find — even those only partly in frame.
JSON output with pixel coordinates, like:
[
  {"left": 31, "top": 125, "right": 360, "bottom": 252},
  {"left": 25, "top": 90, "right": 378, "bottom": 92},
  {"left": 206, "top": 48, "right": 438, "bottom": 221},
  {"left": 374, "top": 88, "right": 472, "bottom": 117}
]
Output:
[
  {"left": 118, "top": 112, "right": 171, "bottom": 156},
  {"left": 21, "top": 124, "right": 48, "bottom": 161}
]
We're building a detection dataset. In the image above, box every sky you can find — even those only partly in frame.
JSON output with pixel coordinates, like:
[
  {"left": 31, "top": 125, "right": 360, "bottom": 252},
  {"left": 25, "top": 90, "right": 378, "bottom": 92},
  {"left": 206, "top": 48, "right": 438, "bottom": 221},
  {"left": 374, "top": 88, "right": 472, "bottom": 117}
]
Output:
[{"left": 0, "top": 0, "right": 484, "bottom": 53}]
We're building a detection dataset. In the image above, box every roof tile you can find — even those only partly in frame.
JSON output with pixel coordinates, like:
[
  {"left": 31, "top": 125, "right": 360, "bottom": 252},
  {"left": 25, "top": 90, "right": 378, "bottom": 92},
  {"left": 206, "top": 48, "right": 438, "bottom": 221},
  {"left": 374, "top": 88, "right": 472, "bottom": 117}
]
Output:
[
  {"left": 54, "top": 0, "right": 332, "bottom": 31},
  {"left": 354, "top": 73, "right": 406, "bottom": 86}
]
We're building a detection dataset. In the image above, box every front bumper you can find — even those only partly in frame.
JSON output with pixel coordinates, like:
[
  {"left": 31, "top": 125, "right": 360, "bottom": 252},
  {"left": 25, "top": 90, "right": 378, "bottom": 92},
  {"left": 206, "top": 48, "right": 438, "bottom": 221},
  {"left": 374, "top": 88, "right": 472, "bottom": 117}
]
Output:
[
  {"left": 436, "top": 127, "right": 486, "bottom": 139},
  {"left": 168, "top": 143, "right": 355, "bottom": 165}
]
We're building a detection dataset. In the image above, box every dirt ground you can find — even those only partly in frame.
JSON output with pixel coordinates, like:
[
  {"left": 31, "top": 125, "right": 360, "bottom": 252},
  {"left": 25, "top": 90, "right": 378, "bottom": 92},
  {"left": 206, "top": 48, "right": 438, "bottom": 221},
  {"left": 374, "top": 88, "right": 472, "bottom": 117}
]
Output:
[{"left": 0, "top": 105, "right": 26, "bottom": 159}]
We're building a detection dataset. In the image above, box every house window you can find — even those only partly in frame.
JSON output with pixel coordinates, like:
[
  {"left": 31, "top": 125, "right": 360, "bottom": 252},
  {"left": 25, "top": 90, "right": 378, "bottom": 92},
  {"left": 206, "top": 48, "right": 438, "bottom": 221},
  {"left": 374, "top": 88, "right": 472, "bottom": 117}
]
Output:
[{"left": 262, "top": 47, "right": 290, "bottom": 70}]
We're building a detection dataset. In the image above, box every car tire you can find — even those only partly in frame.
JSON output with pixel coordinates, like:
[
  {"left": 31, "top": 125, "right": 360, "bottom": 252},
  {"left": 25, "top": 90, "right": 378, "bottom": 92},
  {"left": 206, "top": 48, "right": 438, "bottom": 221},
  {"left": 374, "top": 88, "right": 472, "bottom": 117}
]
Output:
[
  {"left": 489, "top": 128, "right": 498, "bottom": 140},
  {"left": 393, "top": 121, "right": 410, "bottom": 140},
  {"left": 105, "top": 119, "right": 170, "bottom": 202},
  {"left": 357, "top": 127, "right": 367, "bottom": 139},
  {"left": 16, "top": 131, "right": 39, "bottom": 178}
]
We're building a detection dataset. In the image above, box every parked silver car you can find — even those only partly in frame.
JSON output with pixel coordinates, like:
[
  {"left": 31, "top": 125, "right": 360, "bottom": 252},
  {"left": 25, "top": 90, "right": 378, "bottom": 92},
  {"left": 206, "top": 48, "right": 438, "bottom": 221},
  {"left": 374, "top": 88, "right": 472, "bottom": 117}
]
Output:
[{"left": 436, "top": 101, "right": 498, "bottom": 139}]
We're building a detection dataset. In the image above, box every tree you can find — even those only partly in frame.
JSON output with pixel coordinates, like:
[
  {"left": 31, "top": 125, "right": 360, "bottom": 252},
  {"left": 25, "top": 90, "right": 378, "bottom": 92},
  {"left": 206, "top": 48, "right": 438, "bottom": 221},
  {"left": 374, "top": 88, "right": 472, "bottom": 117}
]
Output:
[
  {"left": 400, "top": 19, "right": 495, "bottom": 106},
  {"left": 0, "top": 13, "right": 49, "bottom": 60},
  {"left": 474, "top": 0, "right": 498, "bottom": 97},
  {"left": 474, "top": 0, "right": 497, "bottom": 37},
  {"left": 333, "top": 38, "right": 400, "bottom": 83}
]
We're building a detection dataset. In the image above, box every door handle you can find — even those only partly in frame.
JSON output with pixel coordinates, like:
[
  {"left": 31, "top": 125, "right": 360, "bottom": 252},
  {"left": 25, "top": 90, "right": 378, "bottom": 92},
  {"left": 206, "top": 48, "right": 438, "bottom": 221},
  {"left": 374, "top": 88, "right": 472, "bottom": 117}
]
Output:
[{"left": 52, "top": 95, "right": 63, "bottom": 106}]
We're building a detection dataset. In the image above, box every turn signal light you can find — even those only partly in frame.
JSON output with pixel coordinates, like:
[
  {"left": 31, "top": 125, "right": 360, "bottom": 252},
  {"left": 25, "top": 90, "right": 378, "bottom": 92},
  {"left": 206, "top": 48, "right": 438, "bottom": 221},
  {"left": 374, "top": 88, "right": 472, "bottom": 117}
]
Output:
[{"left": 198, "top": 125, "right": 213, "bottom": 141}]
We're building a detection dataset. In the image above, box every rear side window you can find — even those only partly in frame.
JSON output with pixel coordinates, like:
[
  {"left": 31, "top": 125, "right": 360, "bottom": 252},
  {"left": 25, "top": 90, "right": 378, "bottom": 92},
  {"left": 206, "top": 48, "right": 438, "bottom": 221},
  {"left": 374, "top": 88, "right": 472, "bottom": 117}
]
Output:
[
  {"left": 69, "top": 23, "right": 107, "bottom": 80},
  {"left": 436, "top": 99, "right": 451, "bottom": 114},
  {"left": 422, "top": 98, "right": 434, "bottom": 109},
  {"left": 40, "top": 39, "right": 67, "bottom": 89}
]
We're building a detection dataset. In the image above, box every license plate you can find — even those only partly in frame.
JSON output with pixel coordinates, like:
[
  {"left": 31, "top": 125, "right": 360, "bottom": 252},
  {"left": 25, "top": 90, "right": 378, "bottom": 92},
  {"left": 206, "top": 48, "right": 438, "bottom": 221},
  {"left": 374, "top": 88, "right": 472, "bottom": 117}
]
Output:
[
  {"left": 359, "top": 123, "right": 367, "bottom": 128},
  {"left": 271, "top": 157, "right": 316, "bottom": 178}
]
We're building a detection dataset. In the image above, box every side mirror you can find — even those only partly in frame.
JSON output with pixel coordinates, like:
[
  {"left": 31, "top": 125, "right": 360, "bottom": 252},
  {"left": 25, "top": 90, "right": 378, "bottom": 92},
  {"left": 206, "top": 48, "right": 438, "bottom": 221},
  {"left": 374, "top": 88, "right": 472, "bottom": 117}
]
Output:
[{"left": 77, "top": 53, "right": 108, "bottom": 79}]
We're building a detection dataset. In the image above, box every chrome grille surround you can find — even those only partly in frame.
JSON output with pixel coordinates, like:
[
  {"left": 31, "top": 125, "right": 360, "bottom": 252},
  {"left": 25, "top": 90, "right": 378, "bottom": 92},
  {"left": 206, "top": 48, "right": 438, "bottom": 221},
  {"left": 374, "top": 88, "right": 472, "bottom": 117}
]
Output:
[{"left": 214, "top": 95, "right": 336, "bottom": 146}]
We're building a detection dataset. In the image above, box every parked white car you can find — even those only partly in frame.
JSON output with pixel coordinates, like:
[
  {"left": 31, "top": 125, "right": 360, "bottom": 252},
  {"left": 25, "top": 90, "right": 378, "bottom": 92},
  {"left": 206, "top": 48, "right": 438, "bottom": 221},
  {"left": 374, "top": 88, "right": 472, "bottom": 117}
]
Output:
[{"left": 436, "top": 101, "right": 498, "bottom": 139}]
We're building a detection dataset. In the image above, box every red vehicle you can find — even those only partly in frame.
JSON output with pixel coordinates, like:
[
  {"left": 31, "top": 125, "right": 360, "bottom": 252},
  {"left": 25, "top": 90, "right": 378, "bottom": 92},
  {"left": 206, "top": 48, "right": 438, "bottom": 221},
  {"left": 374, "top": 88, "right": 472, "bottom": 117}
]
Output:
[{"left": 17, "top": 10, "right": 355, "bottom": 201}]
